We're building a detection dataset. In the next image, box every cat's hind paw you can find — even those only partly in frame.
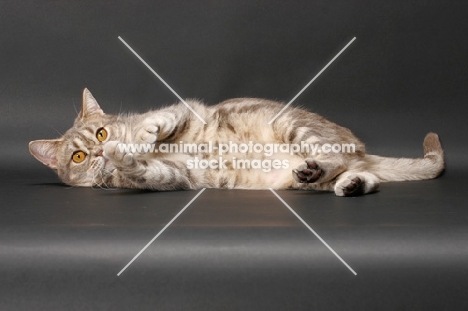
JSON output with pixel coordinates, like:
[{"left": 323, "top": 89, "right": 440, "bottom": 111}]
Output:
[
  {"left": 334, "top": 172, "right": 380, "bottom": 197},
  {"left": 292, "top": 159, "right": 322, "bottom": 183},
  {"left": 335, "top": 177, "right": 364, "bottom": 197}
]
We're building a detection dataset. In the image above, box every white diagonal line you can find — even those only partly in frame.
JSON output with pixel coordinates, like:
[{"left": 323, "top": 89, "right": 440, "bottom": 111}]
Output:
[
  {"left": 118, "top": 36, "right": 207, "bottom": 124},
  {"left": 117, "top": 188, "right": 206, "bottom": 276},
  {"left": 269, "top": 188, "right": 357, "bottom": 275},
  {"left": 268, "top": 37, "right": 356, "bottom": 124}
]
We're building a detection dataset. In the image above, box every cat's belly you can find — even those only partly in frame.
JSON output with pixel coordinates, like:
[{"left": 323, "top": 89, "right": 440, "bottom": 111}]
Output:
[
  {"left": 148, "top": 149, "right": 305, "bottom": 190},
  {"left": 207, "top": 153, "right": 305, "bottom": 190}
]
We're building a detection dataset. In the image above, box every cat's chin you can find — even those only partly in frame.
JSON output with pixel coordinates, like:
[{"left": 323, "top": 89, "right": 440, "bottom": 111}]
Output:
[{"left": 103, "top": 160, "right": 116, "bottom": 173}]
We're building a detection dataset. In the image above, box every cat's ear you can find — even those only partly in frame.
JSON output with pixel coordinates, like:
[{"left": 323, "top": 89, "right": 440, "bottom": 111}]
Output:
[
  {"left": 29, "top": 139, "right": 61, "bottom": 170},
  {"left": 78, "top": 88, "right": 104, "bottom": 120}
]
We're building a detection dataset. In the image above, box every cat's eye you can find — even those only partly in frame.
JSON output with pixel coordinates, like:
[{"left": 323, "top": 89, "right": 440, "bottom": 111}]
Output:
[
  {"left": 72, "top": 151, "right": 87, "bottom": 163},
  {"left": 96, "top": 127, "right": 108, "bottom": 142}
]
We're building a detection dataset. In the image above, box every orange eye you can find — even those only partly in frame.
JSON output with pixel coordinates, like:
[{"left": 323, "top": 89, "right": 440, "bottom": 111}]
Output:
[
  {"left": 72, "top": 151, "right": 87, "bottom": 163},
  {"left": 96, "top": 127, "right": 108, "bottom": 142}
]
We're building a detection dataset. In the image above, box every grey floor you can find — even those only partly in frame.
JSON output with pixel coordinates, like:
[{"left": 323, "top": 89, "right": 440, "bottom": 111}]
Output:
[{"left": 2, "top": 168, "right": 467, "bottom": 310}]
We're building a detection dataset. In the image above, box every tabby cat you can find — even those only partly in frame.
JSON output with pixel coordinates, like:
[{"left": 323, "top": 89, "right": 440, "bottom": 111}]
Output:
[{"left": 29, "top": 89, "right": 444, "bottom": 196}]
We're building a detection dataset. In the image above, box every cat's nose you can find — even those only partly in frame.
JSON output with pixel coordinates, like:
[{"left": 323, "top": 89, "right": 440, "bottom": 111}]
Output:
[{"left": 96, "top": 150, "right": 103, "bottom": 157}]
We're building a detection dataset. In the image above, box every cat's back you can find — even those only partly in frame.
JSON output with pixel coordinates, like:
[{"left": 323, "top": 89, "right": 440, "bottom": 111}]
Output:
[
  {"left": 199, "top": 98, "right": 361, "bottom": 147},
  {"left": 210, "top": 97, "right": 282, "bottom": 115},
  {"left": 201, "top": 98, "right": 319, "bottom": 143},
  {"left": 207, "top": 97, "right": 328, "bottom": 122}
]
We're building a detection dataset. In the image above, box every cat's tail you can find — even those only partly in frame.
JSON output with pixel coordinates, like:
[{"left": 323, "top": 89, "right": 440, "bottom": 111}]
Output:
[{"left": 365, "top": 133, "right": 445, "bottom": 182}]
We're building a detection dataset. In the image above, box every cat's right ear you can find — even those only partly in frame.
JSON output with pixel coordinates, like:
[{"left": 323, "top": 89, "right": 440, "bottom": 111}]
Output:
[
  {"left": 29, "top": 139, "right": 61, "bottom": 170},
  {"left": 77, "top": 88, "right": 104, "bottom": 120}
]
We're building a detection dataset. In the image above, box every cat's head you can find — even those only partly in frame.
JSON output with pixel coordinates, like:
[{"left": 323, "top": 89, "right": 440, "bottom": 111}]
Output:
[{"left": 29, "top": 89, "right": 118, "bottom": 187}]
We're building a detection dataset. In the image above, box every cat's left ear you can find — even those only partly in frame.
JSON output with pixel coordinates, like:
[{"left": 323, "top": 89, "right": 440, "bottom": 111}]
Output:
[
  {"left": 29, "top": 139, "right": 61, "bottom": 170},
  {"left": 77, "top": 88, "right": 104, "bottom": 120}
]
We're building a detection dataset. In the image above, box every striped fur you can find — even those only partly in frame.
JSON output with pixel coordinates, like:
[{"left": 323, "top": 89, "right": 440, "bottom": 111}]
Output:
[{"left": 29, "top": 89, "right": 444, "bottom": 196}]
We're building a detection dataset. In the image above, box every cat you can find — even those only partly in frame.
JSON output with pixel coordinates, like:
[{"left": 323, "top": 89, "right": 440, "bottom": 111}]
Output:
[{"left": 29, "top": 88, "right": 444, "bottom": 196}]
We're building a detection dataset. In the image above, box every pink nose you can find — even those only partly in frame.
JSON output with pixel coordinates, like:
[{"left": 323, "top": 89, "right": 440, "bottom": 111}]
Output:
[{"left": 96, "top": 150, "right": 103, "bottom": 157}]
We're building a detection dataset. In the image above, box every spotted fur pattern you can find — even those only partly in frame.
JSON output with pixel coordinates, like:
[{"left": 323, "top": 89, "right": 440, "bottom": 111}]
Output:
[{"left": 29, "top": 89, "right": 444, "bottom": 196}]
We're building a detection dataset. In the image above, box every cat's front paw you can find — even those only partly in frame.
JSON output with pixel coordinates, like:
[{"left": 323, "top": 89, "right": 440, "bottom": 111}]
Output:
[
  {"left": 103, "top": 141, "right": 136, "bottom": 168},
  {"left": 292, "top": 159, "right": 322, "bottom": 183},
  {"left": 136, "top": 121, "right": 159, "bottom": 144}
]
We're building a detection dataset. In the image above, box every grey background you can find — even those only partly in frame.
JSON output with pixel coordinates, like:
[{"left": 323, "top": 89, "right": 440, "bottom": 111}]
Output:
[
  {"left": 1, "top": 1, "right": 468, "bottom": 310},
  {"left": 2, "top": 0, "right": 467, "bottom": 167}
]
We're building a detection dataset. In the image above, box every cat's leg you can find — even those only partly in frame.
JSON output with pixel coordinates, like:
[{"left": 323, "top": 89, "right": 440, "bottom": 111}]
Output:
[
  {"left": 134, "top": 111, "right": 178, "bottom": 144},
  {"left": 292, "top": 154, "right": 347, "bottom": 185},
  {"left": 278, "top": 114, "right": 366, "bottom": 189},
  {"left": 333, "top": 171, "right": 380, "bottom": 197},
  {"left": 133, "top": 102, "right": 205, "bottom": 144},
  {"left": 103, "top": 141, "right": 198, "bottom": 190}
]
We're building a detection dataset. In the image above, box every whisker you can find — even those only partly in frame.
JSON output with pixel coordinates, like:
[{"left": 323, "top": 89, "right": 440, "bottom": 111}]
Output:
[
  {"left": 50, "top": 126, "right": 64, "bottom": 136},
  {"left": 99, "top": 169, "right": 116, "bottom": 190},
  {"left": 73, "top": 98, "right": 79, "bottom": 117},
  {"left": 89, "top": 166, "right": 117, "bottom": 191},
  {"left": 90, "top": 170, "right": 100, "bottom": 191}
]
